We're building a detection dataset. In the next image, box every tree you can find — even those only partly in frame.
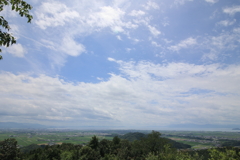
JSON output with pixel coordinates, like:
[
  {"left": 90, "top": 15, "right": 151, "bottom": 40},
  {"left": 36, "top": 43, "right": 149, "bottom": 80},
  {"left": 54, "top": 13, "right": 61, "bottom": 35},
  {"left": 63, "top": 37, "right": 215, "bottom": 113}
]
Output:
[
  {"left": 88, "top": 135, "right": 99, "bottom": 150},
  {"left": 0, "top": 0, "right": 33, "bottom": 59},
  {"left": 143, "top": 130, "right": 168, "bottom": 154},
  {"left": 208, "top": 148, "right": 240, "bottom": 160},
  {"left": 0, "top": 138, "right": 20, "bottom": 160}
]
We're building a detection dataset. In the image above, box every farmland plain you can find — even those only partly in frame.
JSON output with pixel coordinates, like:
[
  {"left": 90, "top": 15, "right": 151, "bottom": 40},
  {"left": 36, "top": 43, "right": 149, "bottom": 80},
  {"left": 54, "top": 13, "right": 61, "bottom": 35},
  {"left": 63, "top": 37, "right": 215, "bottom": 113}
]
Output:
[{"left": 0, "top": 129, "right": 239, "bottom": 149}]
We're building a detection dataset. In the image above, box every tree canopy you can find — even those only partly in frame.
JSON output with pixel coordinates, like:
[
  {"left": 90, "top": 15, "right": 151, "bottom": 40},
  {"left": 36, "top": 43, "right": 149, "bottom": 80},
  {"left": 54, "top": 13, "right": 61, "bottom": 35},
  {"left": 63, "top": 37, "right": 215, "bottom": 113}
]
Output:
[
  {"left": 1, "top": 131, "right": 240, "bottom": 160},
  {"left": 0, "top": 0, "right": 33, "bottom": 59}
]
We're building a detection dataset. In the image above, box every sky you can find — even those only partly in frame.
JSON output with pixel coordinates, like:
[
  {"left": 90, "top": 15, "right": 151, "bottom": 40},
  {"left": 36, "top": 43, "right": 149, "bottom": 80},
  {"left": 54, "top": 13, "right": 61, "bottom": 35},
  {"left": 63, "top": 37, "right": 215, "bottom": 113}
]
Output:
[{"left": 0, "top": 0, "right": 240, "bottom": 129}]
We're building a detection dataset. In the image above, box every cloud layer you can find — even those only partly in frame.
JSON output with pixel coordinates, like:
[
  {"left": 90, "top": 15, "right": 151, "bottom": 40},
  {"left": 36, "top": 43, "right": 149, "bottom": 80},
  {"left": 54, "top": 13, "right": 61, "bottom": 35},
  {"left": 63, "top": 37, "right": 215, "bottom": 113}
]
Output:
[{"left": 1, "top": 60, "right": 240, "bottom": 127}]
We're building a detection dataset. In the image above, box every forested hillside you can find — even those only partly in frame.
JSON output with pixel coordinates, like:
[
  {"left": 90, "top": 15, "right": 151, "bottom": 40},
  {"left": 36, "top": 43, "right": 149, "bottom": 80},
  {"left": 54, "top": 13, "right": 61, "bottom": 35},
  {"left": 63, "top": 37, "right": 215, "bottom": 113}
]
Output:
[
  {"left": 0, "top": 131, "right": 239, "bottom": 160},
  {"left": 119, "top": 132, "right": 191, "bottom": 149}
]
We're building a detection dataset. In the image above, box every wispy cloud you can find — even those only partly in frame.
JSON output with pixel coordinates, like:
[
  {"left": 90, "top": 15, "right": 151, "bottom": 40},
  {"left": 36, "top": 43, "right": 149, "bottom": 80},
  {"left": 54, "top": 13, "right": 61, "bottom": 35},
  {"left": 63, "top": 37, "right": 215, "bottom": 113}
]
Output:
[
  {"left": 116, "top": 35, "right": 122, "bottom": 40},
  {"left": 205, "top": 0, "right": 218, "bottom": 4},
  {"left": 151, "top": 41, "right": 161, "bottom": 47},
  {"left": 217, "top": 19, "right": 236, "bottom": 26},
  {"left": 143, "top": 1, "right": 160, "bottom": 10},
  {"left": 148, "top": 25, "right": 161, "bottom": 37},
  {"left": 174, "top": 0, "right": 193, "bottom": 5},
  {"left": 223, "top": 5, "right": 240, "bottom": 15},
  {"left": 168, "top": 37, "right": 197, "bottom": 51},
  {"left": 129, "top": 10, "right": 145, "bottom": 17}
]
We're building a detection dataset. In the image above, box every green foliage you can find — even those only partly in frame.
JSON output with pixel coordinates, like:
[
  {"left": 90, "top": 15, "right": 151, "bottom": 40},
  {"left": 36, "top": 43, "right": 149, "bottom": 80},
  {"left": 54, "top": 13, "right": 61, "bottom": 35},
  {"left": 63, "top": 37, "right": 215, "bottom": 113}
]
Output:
[
  {"left": 20, "top": 144, "right": 43, "bottom": 153},
  {"left": 146, "top": 145, "right": 203, "bottom": 160},
  {"left": 165, "top": 138, "right": 191, "bottom": 149},
  {"left": 99, "top": 139, "right": 111, "bottom": 157},
  {"left": 0, "top": 0, "right": 33, "bottom": 59},
  {"left": 119, "top": 132, "right": 147, "bottom": 141},
  {"left": 88, "top": 135, "right": 99, "bottom": 150},
  {"left": 208, "top": 148, "right": 240, "bottom": 160},
  {"left": 79, "top": 146, "right": 101, "bottom": 160},
  {"left": 2, "top": 132, "right": 240, "bottom": 160},
  {"left": 60, "top": 151, "right": 73, "bottom": 160},
  {"left": 0, "top": 138, "right": 20, "bottom": 160},
  {"left": 142, "top": 130, "right": 168, "bottom": 155},
  {"left": 221, "top": 140, "right": 240, "bottom": 147}
]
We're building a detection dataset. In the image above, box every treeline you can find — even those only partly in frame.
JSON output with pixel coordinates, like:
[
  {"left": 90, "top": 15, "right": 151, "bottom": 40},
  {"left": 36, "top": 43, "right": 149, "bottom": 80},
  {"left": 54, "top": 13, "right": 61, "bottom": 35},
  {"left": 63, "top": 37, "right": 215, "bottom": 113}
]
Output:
[
  {"left": 0, "top": 131, "right": 240, "bottom": 160},
  {"left": 119, "top": 132, "right": 191, "bottom": 149}
]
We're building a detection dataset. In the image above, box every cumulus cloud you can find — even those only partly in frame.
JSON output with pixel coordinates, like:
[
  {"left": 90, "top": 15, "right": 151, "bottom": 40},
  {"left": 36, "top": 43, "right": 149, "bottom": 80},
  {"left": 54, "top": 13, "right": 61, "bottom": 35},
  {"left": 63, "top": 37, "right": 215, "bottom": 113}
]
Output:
[
  {"left": 1, "top": 60, "right": 240, "bottom": 126},
  {"left": 6, "top": 43, "right": 26, "bottom": 57},
  {"left": 35, "top": 1, "right": 80, "bottom": 29},
  {"left": 87, "top": 6, "right": 125, "bottom": 29},
  {"left": 223, "top": 6, "right": 240, "bottom": 16},
  {"left": 168, "top": 37, "right": 197, "bottom": 51},
  {"left": 60, "top": 36, "right": 85, "bottom": 57}
]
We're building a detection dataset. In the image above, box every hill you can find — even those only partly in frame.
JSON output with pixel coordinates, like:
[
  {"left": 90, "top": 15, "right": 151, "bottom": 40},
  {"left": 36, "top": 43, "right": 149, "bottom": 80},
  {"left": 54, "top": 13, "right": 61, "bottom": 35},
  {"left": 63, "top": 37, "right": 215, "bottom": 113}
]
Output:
[{"left": 119, "top": 132, "right": 191, "bottom": 149}]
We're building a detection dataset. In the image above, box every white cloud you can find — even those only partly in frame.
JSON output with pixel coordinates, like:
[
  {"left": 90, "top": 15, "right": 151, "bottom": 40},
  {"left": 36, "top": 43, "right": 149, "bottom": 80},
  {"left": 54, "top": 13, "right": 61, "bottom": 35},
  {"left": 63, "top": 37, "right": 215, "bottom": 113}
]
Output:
[
  {"left": 201, "top": 31, "right": 240, "bottom": 60},
  {"left": 223, "top": 6, "right": 240, "bottom": 15},
  {"left": 162, "top": 17, "right": 170, "bottom": 27},
  {"left": 143, "top": 1, "right": 160, "bottom": 10},
  {"left": 168, "top": 37, "right": 197, "bottom": 51},
  {"left": 6, "top": 43, "right": 26, "bottom": 57},
  {"left": 148, "top": 25, "right": 161, "bottom": 37},
  {"left": 1, "top": 61, "right": 240, "bottom": 126},
  {"left": 35, "top": 1, "right": 80, "bottom": 29},
  {"left": 129, "top": 10, "right": 146, "bottom": 17},
  {"left": 217, "top": 19, "right": 236, "bottom": 26},
  {"left": 210, "top": 33, "right": 237, "bottom": 50},
  {"left": 0, "top": 5, "right": 18, "bottom": 18},
  {"left": 125, "top": 48, "right": 135, "bottom": 52},
  {"left": 205, "top": 0, "right": 218, "bottom": 4},
  {"left": 233, "top": 27, "right": 240, "bottom": 33},
  {"left": 108, "top": 57, "right": 116, "bottom": 62},
  {"left": 174, "top": 0, "right": 193, "bottom": 5},
  {"left": 60, "top": 36, "right": 85, "bottom": 57},
  {"left": 116, "top": 35, "right": 122, "bottom": 40},
  {"left": 87, "top": 6, "right": 125, "bottom": 29},
  {"left": 151, "top": 41, "right": 161, "bottom": 47},
  {"left": 80, "top": 5, "right": 138, "bottom": 33}
]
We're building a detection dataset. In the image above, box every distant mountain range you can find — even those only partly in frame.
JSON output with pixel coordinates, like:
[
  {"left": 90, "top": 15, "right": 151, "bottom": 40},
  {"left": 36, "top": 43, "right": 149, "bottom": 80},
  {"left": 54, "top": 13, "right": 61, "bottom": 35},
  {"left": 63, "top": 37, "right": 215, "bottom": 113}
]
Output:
[
  {"left": 0, "top": 122, "right": 49, "bottom": 129},
  {"left": 232, "top": 128, "right": 240, "bottom": 130},
  {"left": 164, "top": 123, "right": 240, "bottom": 130},
  {"left": 0, "top": 122, "right": 239, "bottom": 130}
]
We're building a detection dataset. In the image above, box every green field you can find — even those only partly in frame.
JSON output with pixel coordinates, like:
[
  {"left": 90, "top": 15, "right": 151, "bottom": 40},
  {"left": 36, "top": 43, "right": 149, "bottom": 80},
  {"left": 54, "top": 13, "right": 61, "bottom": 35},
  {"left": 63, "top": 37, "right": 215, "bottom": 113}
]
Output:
[
  {"left": 0, "top": 130, "right": 115, "bottom": 146},
  {"left": 161, "top": 130, "right": 240, "bottom": 149},
  {"left": 1, "top": 129, "right": 239, "bottom": 149}
]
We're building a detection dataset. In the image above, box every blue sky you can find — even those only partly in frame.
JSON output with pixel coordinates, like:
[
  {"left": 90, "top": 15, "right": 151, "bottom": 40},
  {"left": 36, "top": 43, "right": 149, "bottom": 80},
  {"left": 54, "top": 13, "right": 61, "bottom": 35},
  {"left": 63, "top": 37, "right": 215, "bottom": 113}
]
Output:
[{"left": 1, "top": 0, "right": 240, "bottom": 129}]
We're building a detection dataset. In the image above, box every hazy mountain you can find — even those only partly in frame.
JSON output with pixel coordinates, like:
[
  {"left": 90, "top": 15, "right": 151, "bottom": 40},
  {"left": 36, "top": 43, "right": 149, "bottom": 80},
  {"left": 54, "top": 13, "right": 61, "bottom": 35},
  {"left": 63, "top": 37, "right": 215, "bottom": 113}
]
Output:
[
  {"left": 0, "top": 122, "right": 49, "bottom": 129},
  {"left": 164, "top": 124, "right": 240, "bottom": 130}
]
